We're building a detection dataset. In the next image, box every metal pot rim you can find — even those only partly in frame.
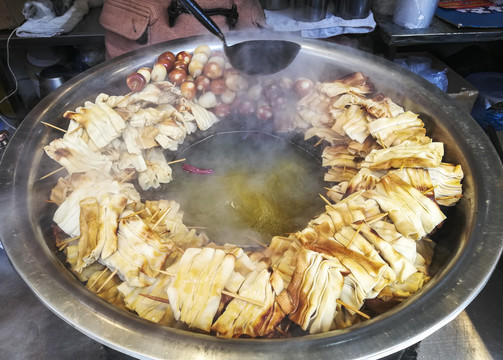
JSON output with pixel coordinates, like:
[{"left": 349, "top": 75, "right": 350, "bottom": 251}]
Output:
[{"left": 1, "top": 33, "right": 502, "bottom": 360}]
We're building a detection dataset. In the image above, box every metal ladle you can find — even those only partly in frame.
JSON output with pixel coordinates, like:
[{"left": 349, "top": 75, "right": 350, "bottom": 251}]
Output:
[{"left": 178, "top": 0, "right": 301, "bottom": 75}]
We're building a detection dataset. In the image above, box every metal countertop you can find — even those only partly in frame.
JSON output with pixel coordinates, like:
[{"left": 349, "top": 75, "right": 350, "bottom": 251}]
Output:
[{"left": 1, "top": 249, "right": 501, "bottom": 359}]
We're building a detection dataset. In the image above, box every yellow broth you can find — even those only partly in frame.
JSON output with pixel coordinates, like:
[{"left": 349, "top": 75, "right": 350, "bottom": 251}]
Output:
[{"left": 166, "top": 132, "right": 326, "bottom": 245}]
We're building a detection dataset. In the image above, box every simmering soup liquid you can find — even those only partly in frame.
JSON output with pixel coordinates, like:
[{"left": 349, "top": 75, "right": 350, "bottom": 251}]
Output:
[{"left": 166, "top": 131, "right": 326, "bottom": 246}]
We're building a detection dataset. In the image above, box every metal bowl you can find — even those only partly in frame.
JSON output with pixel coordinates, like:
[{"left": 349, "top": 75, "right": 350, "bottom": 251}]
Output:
[{"left": 1, "top": 34, "right": 502, "bottom": 359}]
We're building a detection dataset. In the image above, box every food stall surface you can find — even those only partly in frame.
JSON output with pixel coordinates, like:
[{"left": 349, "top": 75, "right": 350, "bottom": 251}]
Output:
[{"left": 0, "top": 248, "right": 501, "bottom": 359}]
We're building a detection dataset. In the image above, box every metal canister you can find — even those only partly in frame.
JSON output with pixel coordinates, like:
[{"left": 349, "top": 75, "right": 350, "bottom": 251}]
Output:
[
  {"left": 332, "top": 0, "right": 371, "bottom": 19},
  {"left": 293, "top": 0, "right": 328, "bottom": 22},
  {"left": 260, "top": 0, "right": 291, "bottom": 10}
]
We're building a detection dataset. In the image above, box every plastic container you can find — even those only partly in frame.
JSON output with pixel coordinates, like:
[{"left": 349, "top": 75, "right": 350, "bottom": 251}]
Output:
[{"left": 393, "top": 0, "right": 438, "bottom": 29}]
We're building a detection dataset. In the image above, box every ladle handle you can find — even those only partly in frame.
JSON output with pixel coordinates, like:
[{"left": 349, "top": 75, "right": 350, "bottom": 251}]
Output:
[{"left": 177, "top": 0, "right": 226, "bottom": 44}]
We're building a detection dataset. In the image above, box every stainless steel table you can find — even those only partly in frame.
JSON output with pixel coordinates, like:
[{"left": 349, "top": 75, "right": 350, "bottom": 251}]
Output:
[{"left": 1, "top": 248, "right": 501, "bottom": 359}]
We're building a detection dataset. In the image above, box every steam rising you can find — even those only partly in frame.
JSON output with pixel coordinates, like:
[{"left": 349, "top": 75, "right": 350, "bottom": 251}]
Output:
[{"left": 163, "top": 131, "right": 326, "bottom": 246}]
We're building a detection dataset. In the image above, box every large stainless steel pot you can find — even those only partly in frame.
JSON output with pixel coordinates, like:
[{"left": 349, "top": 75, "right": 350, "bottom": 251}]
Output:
[{"left": 1, "top": 34, "right": 502, "bottom": 359}]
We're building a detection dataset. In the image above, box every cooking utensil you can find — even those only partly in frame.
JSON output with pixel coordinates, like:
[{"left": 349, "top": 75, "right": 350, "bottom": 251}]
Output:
[
  {"left": 0, "top": 34, "right": 502, "bottom": 359},
  {"left": 178, "top": 0, "right": 300, "bottom": 75},
  {"left": 37, "top": 64, "right": 74, "bottom": 98}
]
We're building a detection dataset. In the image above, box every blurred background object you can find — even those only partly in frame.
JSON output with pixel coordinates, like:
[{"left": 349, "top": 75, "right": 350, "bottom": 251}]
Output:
[
  {"left": 393, "top": 0, "right": 438, "bottom": 29},
  {"left": 332, "top": 0, "right": 371, "bottom": 20},
  {"left": 293, "top": 0, "right": 329, "bottom": 22},
  {"left": 259, "top": 0, "right": 290, "bottom": 10},
  {"left": 466, "top": 72, "right": 503, "bottom": 132}
]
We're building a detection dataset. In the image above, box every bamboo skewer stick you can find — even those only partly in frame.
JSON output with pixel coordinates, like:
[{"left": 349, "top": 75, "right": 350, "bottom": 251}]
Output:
[
  {"left": 112, "top": 92, "right": 133, "bottom": 108},
  {"left": 58, "top": 242, "right": 70, "bottom": 251},
  {"left": 97, "top": 269, "right": 118, "bottom": 293},
  {"left": 57, "top": 238, "right": 78, "bottom": 251},
  {"left": 146, "top": 209, "right": 160, "bottom": 225},
  {"left": 365, "top": 212, "right": 389, "bottom": 225},
  {"left": 151, "top": 208, "right": 172, "bottom": 231},
  {"left": 155, "top": 269, "right": 175, "bottom": 277},
  {"left": 347, "top": 222, "right": 364, "bottom": 248},
  {"left": 350, "top": 90, "right": 367, "bottom": 99},
  {"left": 377, "top": 134, "right": 387, "bottom": 148},
  {"left": 421, "top": 185, "right": 438, "bottom": 195},
  {"left": 88, "top": 268, "right": 109, "bottom": 290},
  {"left": 119, "top": 208, "right": 147, "bottom": 220},
  {"left": 275, "top": 325, "right": 288, "bottom": 337},
  {"left": 138, "top": 291, "right": 265, "bottom": 308},
  {"left": 436, "top": 195, "right": 463, "bottom": 200},
  {"left": 41, "top": 121, "right": 67, "bottom": 133},
  {"left": 140, "top": 293, "right": 170, "bottom": 304},
  {"left": 389, "top": 236, "right": 402, "bottom": 245},
  {"left": 336, "top": 299, "right": 370, "bottom": 319},
  {"left": 222, "top": 290, "right": 264, "bottom": 307},
  {"left": 314, "top": 138, "right": 324, "bottom": 147},
  {"left": 319, "top": 193, "right": 336, "bottom": 209},
  {"left": 39, "top": 166, "right": 65, "bottom": 180},
  {"left": 247, "top": 235, "right": 267, "bottom": 248},
  {"left": 56, "top": 235, "right": 80, "bottom": 247},
  {"left": 167, "top": 158, "right": 186, "bottom": 165},
  {"left": 153, "top": 269, "right": 264, "bottom": 307}
]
